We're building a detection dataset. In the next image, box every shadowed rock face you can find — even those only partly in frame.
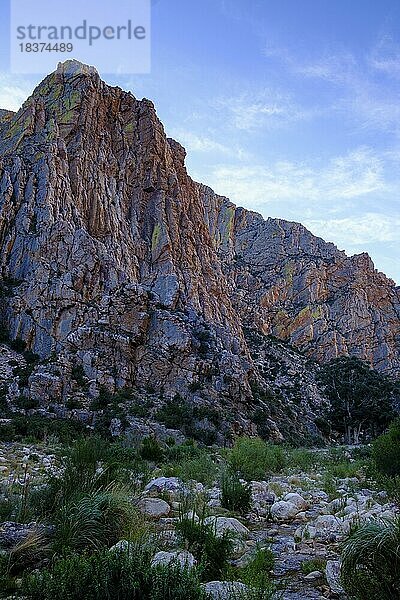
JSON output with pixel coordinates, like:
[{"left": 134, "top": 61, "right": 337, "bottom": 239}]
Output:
[
  {"left": 212, "top": 205, "right": 400, "bottom": 375},
  {"left": 0, "top": 61, "right": 398, "bottom": 437}
]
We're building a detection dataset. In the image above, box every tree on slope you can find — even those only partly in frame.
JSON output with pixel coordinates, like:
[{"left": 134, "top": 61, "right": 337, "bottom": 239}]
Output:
[{"left": 318, "top": 356, "right": 398, "bottom": 444}]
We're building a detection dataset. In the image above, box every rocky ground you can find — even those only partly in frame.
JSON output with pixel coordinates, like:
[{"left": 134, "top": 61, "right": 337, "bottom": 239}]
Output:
[{"left": 0, "top": 441, "right": 397, "bottom": 599}]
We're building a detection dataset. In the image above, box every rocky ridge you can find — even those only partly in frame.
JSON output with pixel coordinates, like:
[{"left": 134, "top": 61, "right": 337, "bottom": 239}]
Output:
[{"left": 0, "top": 60, "right": 399, "bottom": 439}]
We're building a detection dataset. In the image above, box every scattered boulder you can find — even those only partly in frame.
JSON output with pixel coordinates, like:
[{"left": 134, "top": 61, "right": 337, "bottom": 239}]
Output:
[
  {"left": 203, "top": 581, "right": 248, "bottom": 599},
  {"left": 314, "top": 515, "right": 348, "bottom": 542},
  {"left": 304, "top": 570, "right": 324, "bottom": 581},
  {"left": 284, "top": 493, "right": 308, "bottom": 511},
  {"left": 204, "top": 516, "right": 250, "bottom": 537},
  {"left": 151, "top": 550, "right": 196, "bottom": 569},
  {"left": 138, "top": 497, "right": 171, "bottom": 519},
  {"left": 144, "top": 477, "right": 183, "bottom": 497},
  {"left": 326, "top": 560, "right": 345, "bottom": 595},
  {"left": 109, "top": 540, "right": 131, "bottom": 553},
  {"left": 270, "top": 500, "right": 300, "bottom": 521}
]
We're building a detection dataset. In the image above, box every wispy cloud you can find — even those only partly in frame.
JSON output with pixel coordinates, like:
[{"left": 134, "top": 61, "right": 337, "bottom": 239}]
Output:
[
  {"left": 304, "top": 213, "right": 400, "bottom": 246},
  {"left": 214, "top": 90, "right": 316, "bottom": 131},
  {"left": 169, "top": 128, "right": 249, "bottom": 160},
  {"left": 205, "top": 147, "right": 385, "bottom": 207},
  {"left": 369, "top": 35, "right": 400, "bottom": 79},
  {"left": 0, "top": 73, "right": 33, "bottom": 112},
  {"left": 262, "top": 39, "right": 400, "bottom": 136}
]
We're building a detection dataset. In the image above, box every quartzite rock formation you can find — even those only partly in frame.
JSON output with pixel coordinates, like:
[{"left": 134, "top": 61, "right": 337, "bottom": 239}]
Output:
[{"left": 0, "top": 61, "right": 399, "bottom": 439}]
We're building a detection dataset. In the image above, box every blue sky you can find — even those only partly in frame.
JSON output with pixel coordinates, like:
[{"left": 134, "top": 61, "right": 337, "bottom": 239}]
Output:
[{"left": 0, "top": 0, "right": 399, "bottom": 282}]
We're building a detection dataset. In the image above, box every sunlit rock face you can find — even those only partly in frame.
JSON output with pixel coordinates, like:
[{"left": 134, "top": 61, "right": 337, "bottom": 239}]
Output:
[{"left": 0, "top": 61, "right": 398, "bottom": 438}]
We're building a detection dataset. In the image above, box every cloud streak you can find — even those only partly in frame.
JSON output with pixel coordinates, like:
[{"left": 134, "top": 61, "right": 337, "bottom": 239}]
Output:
[
  {"left": 262, "top": 38, "right": 400, "bottom": 136},
  {"left": 304, "top": 213, "right": 400, "bottom": 247},
  {"left": 0, "top": 73, "right": 34, "bottom": 112},
  {"left": 212, "top": 87, "right": 322, "bottom": 132},
  {"left": 169, "top": 128, "right": 249, "bottom": 160},
  {"left": 205, "top": 147, "right": 386, "bottom": 207}
]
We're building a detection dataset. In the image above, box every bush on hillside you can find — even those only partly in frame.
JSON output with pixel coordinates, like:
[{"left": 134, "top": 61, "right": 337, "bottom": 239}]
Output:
[
  {"left": 227, "top": 438, "right": 285, "bottom": 480},
  {"left": 372, "top": 419, "right": 400, "bottom": 478}
]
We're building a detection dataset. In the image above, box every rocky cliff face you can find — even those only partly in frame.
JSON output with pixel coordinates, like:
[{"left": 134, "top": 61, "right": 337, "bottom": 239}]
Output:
[
  {"left": 0, "top": 61, "right": 398, "bottom": 440},
  {"left": 211, "top": 203, "right": 400, "bottom": 375}
]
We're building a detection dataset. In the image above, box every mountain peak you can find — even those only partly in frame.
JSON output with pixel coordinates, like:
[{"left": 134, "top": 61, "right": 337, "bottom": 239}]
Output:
[
  {"left": 0, "top": 65, "right": 398, "bottom": 441},
  {"left": 55, "top": 59, "right": 99, "bottom": 78}
]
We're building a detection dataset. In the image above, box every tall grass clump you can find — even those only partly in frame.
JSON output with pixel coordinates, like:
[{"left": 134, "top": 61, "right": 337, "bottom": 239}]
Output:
[
  {"left": 221, "top": 471, "right": 252, "bottom": 514},
  {"left": 32, "top": 436, "right": 146, "bottom": 553},
  {"left": 227, "top": 438, "right": 286, "bottom": 480},
  {"left": 52, "top": 484, "right": 140, "bottom": 553},
  {"left": 341, "top": 518, "right": 400, "bottom": 600},
  {"left": 176, "top": 511, "right": 234, "bottom": 580}
]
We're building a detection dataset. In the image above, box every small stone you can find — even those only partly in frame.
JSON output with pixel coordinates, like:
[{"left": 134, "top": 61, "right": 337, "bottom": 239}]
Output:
[
  {"left": 283, "top": 492, "right": 308, "bottom": 510},
  {"left": 326, "top": 560, "right": 344, "bottom": 595},
  {"left": 270, "top": 500, "right": 300, "bottom": 521},
  {"left": 304, "top": 570, "right": 323, "bottom": 580},
  {"left": 204, "top": 516, "right": 250, "bottom": 537},
  {"left": 203, "top": 581, "right": 248, "bottom": 599},
  {"left": 151, "top": 550, "right": 196, "bottom": 570},
  {"left": 138, "top": 497, "right": 171, "bottom": 519}
]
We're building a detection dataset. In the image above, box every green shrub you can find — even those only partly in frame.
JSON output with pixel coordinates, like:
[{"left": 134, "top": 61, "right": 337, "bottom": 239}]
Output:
[
  {"left": 71, "top": 364, "right": 87, "bottom": 388},
  {"left": 0, "top": 324, "right": 10, "bottom": 341},
  {"left": 156, "top": 396, "right": 221, "bottom": 445},
  {"left": 156, "top": 395, "right": 192, "bottom": 430},
  {"left": 225, "top": 548, "right": 276, "bottom": 599},
  {"left": 150, "top": 563, "right": 208, "bottom": 600},
  {"left": 341, "top": 518, "right": 400, "bottom": 600},
  {"left": 23, "top": 350, "right": 40, "bottom": 365},
  {"left": 174, "top": 454, "right": 218, "bottom": 487},
  {"left": 176, "top": 513, "right": 234, "bottom": 580},
  {"left": 221, "top": 472, "right": 252, "bottom": 514},
  {"left": 14, "top": 395, "right": 40, "bottom": 410},
  {"left": 376, "top": 476, "right": 400, "bottom": 505},
  {"left": 300, "top": 557, "right": 326, "bottom": 575},
  {"left": 0, "top": 415, "right": 86, "bottom": 443},
  {"left": 326, "top": 460, "right": 364, "bottom": 479},
  {"left": 237, "top": 547, "right": 275, "bottom": 590},
  {"left": 69, "top": 435, "right": 110, "bottom": 467},
  {"left": 227, "top": 438, "right": 286, "bottom": 480},
  {"left": 22, "top": 548, "right": 207, "bottom": 600},
  {"left": 166, "top": 440, "right": 202, "bottom": 462},
  {"left": 12, "top": 364, "right": 34, "bottom": 388},
  {"left": 66, "top": 397, "right": 83, "bottom": 410},
  {"left": 0, "top": 554, "right": 18, "bottom": 596},
  {"left": 286, "top": 448, "right": 316, "bottom": 471},
  {"left": 140, "top": 437, "right": 164, "bottom": 462},
  {"left": 0, "top": 383, "right": 8, "bottom": 414},
  {"left": 321, "top": 472, "right": 340, "bottom": 500},
  {"left": 9, "top": 337, "right": 27, "bottom": 352},
  {"left": 372, "top": 420, "right": 400, "bottom": 478},
  {"left": 107, "top": 443, "right": 149, "bottom": 479}
]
